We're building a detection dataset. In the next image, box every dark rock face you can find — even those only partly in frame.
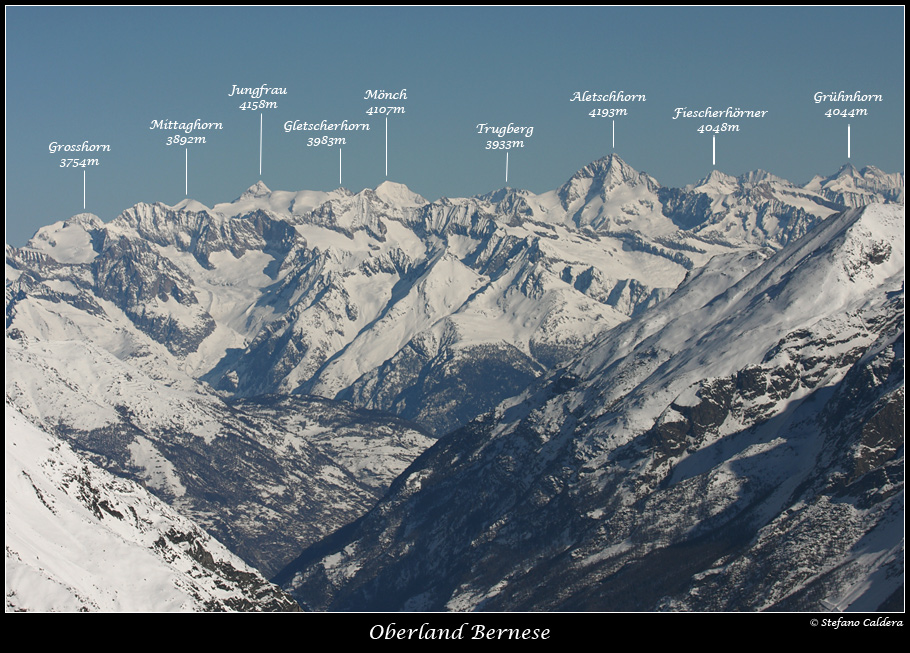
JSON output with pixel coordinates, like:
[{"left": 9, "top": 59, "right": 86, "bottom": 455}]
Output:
[
  {"left": 92, "top": 236, "right": 215, "bottom": 356},
  {"left": 117, "top": 204, "right": 303, "bottom": 269},
  {"left": 343, "top": 342, "right": 543, "bottom": 436},
  {"left": 150, "top": 526, "right": 302, "bottom": 612},
  {"left": 659, "top": 187, "right": 714, "bottom": 230},
  {"left": 648, "top": 377, "right": 736, "bottom": 462}
]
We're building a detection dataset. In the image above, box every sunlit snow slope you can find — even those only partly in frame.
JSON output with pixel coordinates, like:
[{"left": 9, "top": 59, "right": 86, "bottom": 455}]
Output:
[{"left": 5, "top": 405, "right": 299, "bottom": 612}]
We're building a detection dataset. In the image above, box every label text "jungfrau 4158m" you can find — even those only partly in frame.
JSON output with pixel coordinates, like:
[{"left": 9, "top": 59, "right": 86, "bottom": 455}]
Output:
[{"left": 229, "top": 84, "right": 287, "bottom": 98}]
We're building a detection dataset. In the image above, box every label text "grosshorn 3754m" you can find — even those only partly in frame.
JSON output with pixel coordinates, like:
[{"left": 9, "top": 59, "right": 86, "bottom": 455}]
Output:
[{"left": 49, "top": 141, "right": 111, "bottom": 154}]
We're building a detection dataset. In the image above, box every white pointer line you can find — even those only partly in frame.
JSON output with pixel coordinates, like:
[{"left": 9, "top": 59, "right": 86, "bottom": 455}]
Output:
[
  {"left": 339, "top": 148, "right": 342, "bottom": 185},
  {"left": 712, "top": 136, "right": 716, "bottom": 166},
  {"left": 385, "top": 116, "right": 388, "bottom": 177},
  {"left": 506, "top": 151, "right": 509, "bottom": 183},
  {"left": 847, "top": 123, "right": 851, "bottom": 159},
  {"left": 185, "top": 148, "right": 188, "bottom": 196},
  {"left": 83, "top": 170, "right": 86, "bottom": 209},
  {"left": 260, "top": 113, "right": 263, "bottom": 176}
]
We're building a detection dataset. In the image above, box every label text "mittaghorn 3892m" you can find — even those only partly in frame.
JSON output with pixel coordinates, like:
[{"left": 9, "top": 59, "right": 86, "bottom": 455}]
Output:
[{"left": 149, "top": 119, "right": 223, "bottom": 134}]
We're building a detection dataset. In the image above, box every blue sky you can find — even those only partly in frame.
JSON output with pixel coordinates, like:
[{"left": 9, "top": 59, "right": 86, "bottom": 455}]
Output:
[{"left": 5, "top": 6, "right": 904, "bottom": 245}]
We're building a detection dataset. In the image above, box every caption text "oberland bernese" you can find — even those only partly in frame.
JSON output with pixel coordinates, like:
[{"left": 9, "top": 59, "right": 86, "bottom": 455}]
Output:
[{"left": 370, "top": 623, "right": 550, "bottom": 640}]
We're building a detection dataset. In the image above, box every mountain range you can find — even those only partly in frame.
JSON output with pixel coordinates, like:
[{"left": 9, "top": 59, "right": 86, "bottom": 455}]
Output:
[
  {"left": 277, "top": 203, "right": 903, "bottom": 611},
  {"left": 6, "top": 154, "right": 903, "bottom": 611}
]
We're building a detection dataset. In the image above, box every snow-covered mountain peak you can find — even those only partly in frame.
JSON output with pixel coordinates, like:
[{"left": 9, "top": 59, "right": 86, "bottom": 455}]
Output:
[
  {"left": 24, "top": 213, "right": 105, "bottom": 264},
  {"left": 473, "top": 186, "right": 528, "bottom": 210},
  {"left": 478, "top": 187, "right": 518, "bottom": 202},
  {"left": 555, "top": 154, "right": 666, "bottom": 233},
  {"left": 737, "top": 169, "right": 789, "bottom": 187},
  {"left": 63, "top": 212, "right": 104, "bottom": 230},
  {"left": 835, "top": 162, "right": 862, "bottom": 178},
  {"left": 236, "top": 180, "right": 272, "bottom": 201},
  {"left": 374, "top": 180, "right": 427, "bottom": 207},
  {"left": 558, "top": 154, "right": 660, "bottom": 202},
  {"left": 110, "top": 202, "right": 211, "bottom": 243},
  {"left": 170, "top": 197, "right": 211, "bottom": 213},
  {"left": 687, "top": 168, "right": 795, "bottom": 198},
  {"left": 579, "top": 153, "right": 639, "bottom": 183},
  {"left": 584, "top": 203, "right": 902, "bottom": 382},
  {"left": 687, "top": 169, "right": 739, "bottom": 195},
  {"left": 803, "top": 162, "right": 904, "bottom": 207},
  {"left": 859, "top": 164, "right": 886, "bottom": 177}
]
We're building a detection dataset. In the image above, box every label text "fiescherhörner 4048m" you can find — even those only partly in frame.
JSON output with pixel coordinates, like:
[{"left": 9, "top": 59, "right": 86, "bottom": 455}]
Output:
[{"left": 673, "top": 107, "right": 768, "bottom": 119}]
